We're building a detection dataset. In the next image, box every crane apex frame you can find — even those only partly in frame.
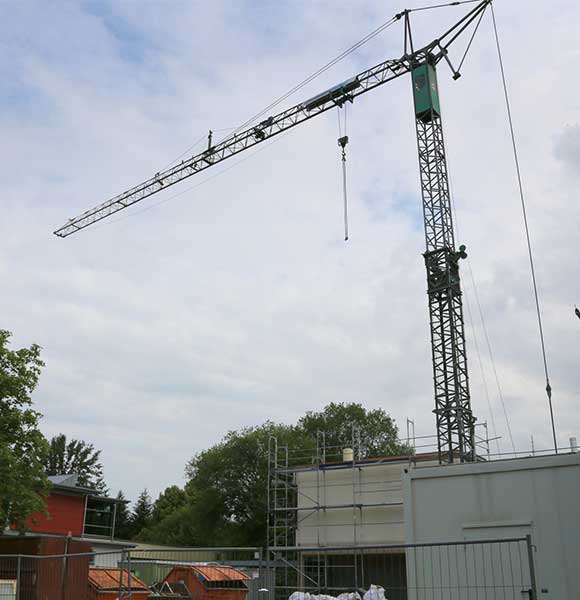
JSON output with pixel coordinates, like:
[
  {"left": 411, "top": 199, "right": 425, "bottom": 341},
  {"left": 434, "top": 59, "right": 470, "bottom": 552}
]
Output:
[{"left": 54, "top": 0, "right": 492, "bottom": 464}]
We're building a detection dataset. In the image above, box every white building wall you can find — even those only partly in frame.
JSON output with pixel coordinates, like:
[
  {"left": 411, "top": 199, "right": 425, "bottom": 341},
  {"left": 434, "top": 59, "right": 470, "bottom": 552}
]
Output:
[
  {"left": 295, "top": 459, "right": 437, "bottom": 547},
  {"left": 402, "top": 453, "right": 580, "bottom": 599}
]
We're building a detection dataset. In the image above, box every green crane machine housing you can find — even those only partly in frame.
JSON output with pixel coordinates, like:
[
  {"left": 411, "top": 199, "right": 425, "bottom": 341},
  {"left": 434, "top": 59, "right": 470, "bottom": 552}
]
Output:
[{"left": 412, "top": 62, "right": 440, "bottom": 123}]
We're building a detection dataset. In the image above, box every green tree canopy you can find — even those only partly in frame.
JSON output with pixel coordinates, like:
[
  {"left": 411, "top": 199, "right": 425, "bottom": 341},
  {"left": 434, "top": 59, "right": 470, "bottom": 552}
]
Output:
[
  {"left": 0, "top": 329, "right": 50, "bottom": 531},
  {"left": 137, "top": 502, "right": 199, "bottom": 546},
  {"left": 113, "top": 490, "right": 132, "bottom": 540},
  {"left": 183, "top": 422, "right": 303, "bottom": 546},
  {"left": 130, "top": 488, "right": 153, "bottom": 539},
  {"left": 298, "top": 402, "right": 408, "bottom": 459},
  {"left": 43, "top": 434, "right": 108, "bottom": 493},
  {"left": 152, "top": 485, "right": 187, "bottom": 523},
  {"left": 137, "top": 485, "right": 189, "bottom": 544}
]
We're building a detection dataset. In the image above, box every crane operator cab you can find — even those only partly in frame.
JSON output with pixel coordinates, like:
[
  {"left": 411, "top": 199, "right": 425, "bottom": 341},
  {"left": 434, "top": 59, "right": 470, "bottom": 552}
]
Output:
[{"left": 412, "top": 62, "right": 441, "bottom": 123}]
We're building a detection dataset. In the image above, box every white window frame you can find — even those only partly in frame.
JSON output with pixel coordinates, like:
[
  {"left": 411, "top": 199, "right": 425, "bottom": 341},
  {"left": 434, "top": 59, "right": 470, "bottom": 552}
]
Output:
[{"left": 0, "top": 579, "right": 17, "bottom": 600}]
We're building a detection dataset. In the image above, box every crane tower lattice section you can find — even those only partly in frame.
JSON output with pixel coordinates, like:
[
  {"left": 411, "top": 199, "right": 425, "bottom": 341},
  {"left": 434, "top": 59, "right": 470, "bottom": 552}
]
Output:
[{"left": 413, "top": 63, "right": 475, "bottom": 462}]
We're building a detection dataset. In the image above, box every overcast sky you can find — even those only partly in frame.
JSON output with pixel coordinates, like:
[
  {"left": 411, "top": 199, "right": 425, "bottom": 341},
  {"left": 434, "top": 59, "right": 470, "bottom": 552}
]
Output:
[{"left": 2, "top": 1, "right": 579, "bottom": 504}]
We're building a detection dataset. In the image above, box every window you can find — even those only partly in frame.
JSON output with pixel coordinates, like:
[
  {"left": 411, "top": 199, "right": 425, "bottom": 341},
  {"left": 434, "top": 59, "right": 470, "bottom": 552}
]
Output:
[
  {"left": 0, "top": 580, "right": 16, "bottom": 600},
  {"left": 84, "top": 497, "right": 116, "bottom": 538}
]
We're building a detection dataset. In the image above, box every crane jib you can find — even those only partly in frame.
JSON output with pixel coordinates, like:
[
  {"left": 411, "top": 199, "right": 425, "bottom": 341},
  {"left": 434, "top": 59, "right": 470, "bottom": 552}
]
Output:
[{"left": 53, "top": 1, "right": 491, "bottom": 238}]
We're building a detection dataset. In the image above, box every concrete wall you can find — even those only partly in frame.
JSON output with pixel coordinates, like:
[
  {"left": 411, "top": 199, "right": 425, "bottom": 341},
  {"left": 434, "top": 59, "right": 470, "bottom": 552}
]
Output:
[
  {"left": 402, "top": 453, "right": 580, "bottom": 599},
  {"left": 296, "top": 458, "right": 437, "bottom": 547}
]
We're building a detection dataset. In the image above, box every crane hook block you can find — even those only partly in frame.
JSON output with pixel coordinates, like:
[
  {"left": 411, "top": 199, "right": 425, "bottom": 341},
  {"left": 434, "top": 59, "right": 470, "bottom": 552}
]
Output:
[{"left": 338, "top": 135, "right": 349, "bottom": 149}]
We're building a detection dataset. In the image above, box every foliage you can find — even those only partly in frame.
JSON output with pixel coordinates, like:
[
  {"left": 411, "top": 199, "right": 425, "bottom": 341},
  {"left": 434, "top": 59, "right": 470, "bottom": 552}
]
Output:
[
  {"left": 151, "top": 485, "right": 187, "bottom": 523},
  {"left": 298, "top": 402, "right": 410, "bottom": 458},
  {"left": 137, "top": 485, "right": 188, "bottom": 542},
  {"left": 141, "top": 402, "right": 407, "bottom": 547},
  {"left": 43, "top": 433, "right": 108, "bottom": 493},
  {"left": 0, "top": 329, "right": 50, "bottom": 531},
  {"left": 113, "top": 490, "right": 132, "bottom": 539},
  {"left": 183, "top": 422, "right": 301, "bottom": 546},
  {"left": 130, "top": 488, "right": 153, "bottom": 538},
  {"left": 137, "top": 501, "right": 198, "bottom": 545}
]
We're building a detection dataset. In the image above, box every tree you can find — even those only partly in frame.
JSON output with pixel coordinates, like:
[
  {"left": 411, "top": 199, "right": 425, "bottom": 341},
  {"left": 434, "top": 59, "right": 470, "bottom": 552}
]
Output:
[
  {"left": 152, "top": 485, "right": 187, "bottom": 523},
  {"left": 184, "top": 421, "right": 306, "bottom": 547},
  {"left": 113, "top": 490, "right": 132, "bottom": 539},
  {"left": 130, "top": 488, "right": 153, "bottom": 539},
  {"left": 137, "top": 502, "right": 200, "bottom": 546},
  {"left": 298, "top": 402, "right": 410, "bottom": 459},
  {"left": 0, "top": 329, "right": 50, "bottom": 531},
  {"left": 137, "top": 485, "right": 195, "bottom": 545},
  {"left": 43, "top": 434, "right": 108, "bottom": 493}
]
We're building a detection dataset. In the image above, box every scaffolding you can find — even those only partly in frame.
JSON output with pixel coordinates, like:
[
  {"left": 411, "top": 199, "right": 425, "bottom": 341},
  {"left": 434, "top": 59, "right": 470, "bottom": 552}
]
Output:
[
  {"left": 268, "top": 428, "right": 412, "bottom": 554},
  {"left": 266, "top": 423, "right": 494, "bottom": 598}
]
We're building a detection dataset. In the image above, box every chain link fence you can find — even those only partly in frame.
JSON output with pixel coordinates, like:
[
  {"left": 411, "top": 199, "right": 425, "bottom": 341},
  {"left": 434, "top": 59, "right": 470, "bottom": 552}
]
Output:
[
  {"left": 269, "top": 537, "right": 538, "bottom": 600},
  {"left": 0, "top": 538, "right": 537, "bottom": 600},
  {"left": 0, "top": 547, "right": 269, "bottom": 600}
]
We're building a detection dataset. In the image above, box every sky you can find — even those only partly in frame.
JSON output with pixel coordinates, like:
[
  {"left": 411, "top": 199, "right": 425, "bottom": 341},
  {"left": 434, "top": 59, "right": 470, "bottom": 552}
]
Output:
[{"left": 2, "top": 0, "right": 580, "bottom": 505}]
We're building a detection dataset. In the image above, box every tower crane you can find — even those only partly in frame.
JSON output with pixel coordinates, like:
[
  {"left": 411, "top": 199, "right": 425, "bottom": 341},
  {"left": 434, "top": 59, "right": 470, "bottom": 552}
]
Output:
[{"left": 55, "top": 0, "right": 492, "bottom": 463}]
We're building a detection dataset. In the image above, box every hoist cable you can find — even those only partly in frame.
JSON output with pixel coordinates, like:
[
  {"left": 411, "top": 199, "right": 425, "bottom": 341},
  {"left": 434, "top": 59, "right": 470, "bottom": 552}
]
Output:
[
  {"left": 447, "top": 173, "right": 509, "bottom": 456},
  {"left": 341, "top": 152, "right": 349, "bottom": 241},
  {"left": 491, "top": 3, "right": 557, "bottom": 453},
  {"left": 229, "top": 16, "right": 398, "bottom": 138},
  {"left": 467, "top": 261, "right": 517, "bottom": 455},
  {"left": 337, "top": 106, "right": 349, "bottom": 241},
  {"left": 464, "top": 287, "right": 501, "bottom": 455}
]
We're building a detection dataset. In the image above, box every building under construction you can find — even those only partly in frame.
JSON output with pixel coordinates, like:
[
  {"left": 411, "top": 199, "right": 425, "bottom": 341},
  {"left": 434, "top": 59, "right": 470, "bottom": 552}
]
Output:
[{"left": 266, "top": 431, "right": 580, "bottom": 599}]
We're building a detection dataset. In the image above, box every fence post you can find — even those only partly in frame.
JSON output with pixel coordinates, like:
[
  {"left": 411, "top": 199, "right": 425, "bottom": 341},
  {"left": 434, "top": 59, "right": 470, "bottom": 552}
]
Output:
[
  {"left": 127, "top": 550, "right": 132, "bottom": 600},
  {"left": 265, "top": 546, "right": 272, "bottom": 600},
  {"left": 16, "top": 556, "right": 21, "bottom": 600},
  {"left": 119, "top": 550, "right": 126, "bottom": 600},
  {"left": 61, "top": 536, "right": 70, "bottom": 600},
  {"left": 526, "top": 534, "right": 539, "bottom": 600},
  {"left": 257, "top": 549, "right": 263, "bottom": 600}
]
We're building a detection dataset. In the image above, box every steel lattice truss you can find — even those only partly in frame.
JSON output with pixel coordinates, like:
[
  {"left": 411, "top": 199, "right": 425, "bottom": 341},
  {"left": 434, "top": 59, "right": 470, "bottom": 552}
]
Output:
[
  {"left": 53, "top": 58, "right": 410, "bottom": 238},
  {"left": 416, "top": 114, "right": 475, "bottom": 462}
]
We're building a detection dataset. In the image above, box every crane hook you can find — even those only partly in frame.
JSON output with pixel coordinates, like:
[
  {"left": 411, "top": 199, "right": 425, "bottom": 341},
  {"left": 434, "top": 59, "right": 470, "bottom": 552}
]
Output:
[{"left": 338, "top": 135, "right": 349, "bottom": 241}]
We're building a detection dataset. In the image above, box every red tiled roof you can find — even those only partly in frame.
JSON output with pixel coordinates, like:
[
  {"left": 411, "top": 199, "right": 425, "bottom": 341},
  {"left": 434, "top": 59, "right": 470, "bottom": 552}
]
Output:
[{"left": 88, "top": 568, "right": 149, "bottom": 591}]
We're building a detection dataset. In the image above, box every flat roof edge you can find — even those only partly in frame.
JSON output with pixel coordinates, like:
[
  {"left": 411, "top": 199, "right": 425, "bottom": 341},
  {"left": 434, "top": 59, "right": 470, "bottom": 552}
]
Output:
[{"left": 403, "top": 452, "right": 580, "bottom": 481}]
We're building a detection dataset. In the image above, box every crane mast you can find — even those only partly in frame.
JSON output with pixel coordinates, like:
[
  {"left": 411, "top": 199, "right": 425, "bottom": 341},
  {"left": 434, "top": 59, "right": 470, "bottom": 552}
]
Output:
[
  {"left": 54, "top": 1, "right": 491, "bottom": 463},
  {"left": 412, "top": 62, "right": 474, "bottom": 462}
]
